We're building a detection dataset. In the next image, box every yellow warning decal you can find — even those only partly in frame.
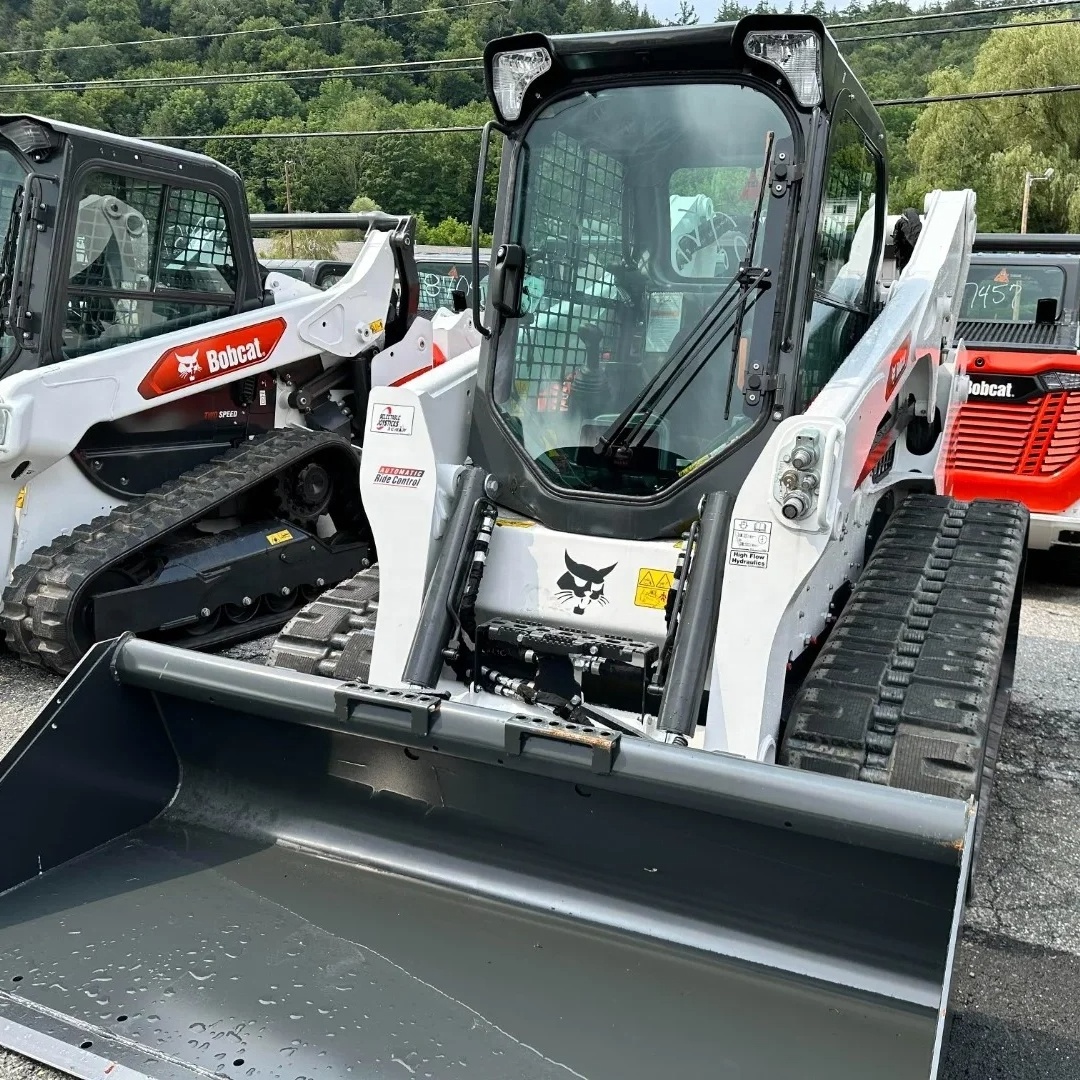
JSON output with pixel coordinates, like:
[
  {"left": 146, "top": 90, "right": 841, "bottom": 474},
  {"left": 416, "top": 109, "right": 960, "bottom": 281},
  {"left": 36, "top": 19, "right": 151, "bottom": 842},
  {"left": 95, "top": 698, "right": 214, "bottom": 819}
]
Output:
[
  {"left": 369, "top": 318, "right": 385, "bottom": 335},
  {"left": 14, "top": 486, "right": 26, "bottom": 510},
  {"left": 635, "top": 567, "right": 673, "bottom": 610},
  {"left": 266, "top": 528, "right": 294, "bottom": 546},
  {"left": 496, "top": 517, "right": 534, "bottom": 529}
]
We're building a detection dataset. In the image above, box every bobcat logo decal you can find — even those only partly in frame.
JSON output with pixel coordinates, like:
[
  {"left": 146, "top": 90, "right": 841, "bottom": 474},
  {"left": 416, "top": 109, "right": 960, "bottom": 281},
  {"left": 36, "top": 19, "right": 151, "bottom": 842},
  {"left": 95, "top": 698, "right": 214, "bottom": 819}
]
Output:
[
  {"left": 175, "top": 349, "right": 201, "bottom": 381},
  {"left": 556, "top": 551, "right": 617, "bottom": 615}
]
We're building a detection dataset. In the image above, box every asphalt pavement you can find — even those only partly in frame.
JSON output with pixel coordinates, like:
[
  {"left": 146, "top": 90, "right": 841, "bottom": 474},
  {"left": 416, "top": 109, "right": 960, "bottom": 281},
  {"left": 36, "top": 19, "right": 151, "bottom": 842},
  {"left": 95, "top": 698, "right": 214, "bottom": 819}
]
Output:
[{"left": 1, "top": 556, "right": 1080, "bottom": 1079}]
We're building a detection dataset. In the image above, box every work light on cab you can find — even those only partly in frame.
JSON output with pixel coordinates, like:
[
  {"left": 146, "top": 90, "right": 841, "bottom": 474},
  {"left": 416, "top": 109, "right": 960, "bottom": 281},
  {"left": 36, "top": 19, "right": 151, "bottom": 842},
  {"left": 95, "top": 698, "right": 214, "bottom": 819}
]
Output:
[
  {"left": 491, "top": 46, "right": 553, "bottom": 122},
  {"left": 744, "top": 30, "right": 822, "bottom": 107}
]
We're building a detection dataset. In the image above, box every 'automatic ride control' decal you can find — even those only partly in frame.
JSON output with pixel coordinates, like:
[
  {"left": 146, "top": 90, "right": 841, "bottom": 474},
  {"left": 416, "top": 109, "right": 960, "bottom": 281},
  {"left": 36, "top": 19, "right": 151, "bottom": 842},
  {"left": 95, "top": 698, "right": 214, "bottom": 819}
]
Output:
[{"left": 138, "top": 317, "right": 288, "bottom": 399}]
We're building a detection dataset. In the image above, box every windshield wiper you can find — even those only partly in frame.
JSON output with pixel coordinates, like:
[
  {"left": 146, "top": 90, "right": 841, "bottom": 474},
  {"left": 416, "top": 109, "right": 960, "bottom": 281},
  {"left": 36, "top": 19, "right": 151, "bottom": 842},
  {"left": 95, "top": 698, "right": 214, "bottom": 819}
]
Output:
[
  {"left": 0, "top": 184, "right": 24, "bottom": 340},
  {"left": 595, "top": 132, "right": 776, "bottom": 460}
]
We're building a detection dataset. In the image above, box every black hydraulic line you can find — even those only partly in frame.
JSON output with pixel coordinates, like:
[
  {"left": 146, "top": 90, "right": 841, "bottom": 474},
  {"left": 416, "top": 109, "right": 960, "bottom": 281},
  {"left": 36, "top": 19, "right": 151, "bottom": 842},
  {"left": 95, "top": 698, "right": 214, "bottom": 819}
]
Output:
[
  {"left": 349, "top": 350, "right": 373, "bottom": 441},
  {"left": 403, "top": 464, "right": 487, "bottom": 688},
  {"left": 657, "top": 491, "right": 734, "bottom": 741}
]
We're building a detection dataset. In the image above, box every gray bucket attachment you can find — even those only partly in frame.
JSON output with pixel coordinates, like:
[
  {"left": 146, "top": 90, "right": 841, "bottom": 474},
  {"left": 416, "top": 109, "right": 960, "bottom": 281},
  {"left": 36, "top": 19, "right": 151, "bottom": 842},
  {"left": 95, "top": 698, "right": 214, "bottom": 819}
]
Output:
[{"left": 0, "top": 637, "right": 974, "bottom": 1080}]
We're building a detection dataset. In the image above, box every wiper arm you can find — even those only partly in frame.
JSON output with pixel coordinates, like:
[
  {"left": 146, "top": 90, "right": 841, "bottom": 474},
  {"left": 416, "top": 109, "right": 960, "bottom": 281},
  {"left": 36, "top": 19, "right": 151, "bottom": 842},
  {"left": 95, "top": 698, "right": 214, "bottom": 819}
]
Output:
[
  {"left": 605, "top": 270, "right": 770, "bottom": 459},
  {"left": 594, "top": 273, "right": 744, "bottom": 458},
  {"left": 596, "top": 130, "right": 777, "bottom": 458},
  {"left": 0, "top": 184, "right": 24, "bottom": 338},
  {"left": 723, "top": 130, "right": 775, "bottom": 422}
]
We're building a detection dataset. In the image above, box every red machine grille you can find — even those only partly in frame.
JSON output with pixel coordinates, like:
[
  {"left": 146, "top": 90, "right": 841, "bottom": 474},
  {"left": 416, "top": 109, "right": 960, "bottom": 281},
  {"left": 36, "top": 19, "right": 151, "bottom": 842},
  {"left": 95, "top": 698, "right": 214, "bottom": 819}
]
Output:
[{"left": 948, "top": 392, "right": 1080, "bottom": 476}]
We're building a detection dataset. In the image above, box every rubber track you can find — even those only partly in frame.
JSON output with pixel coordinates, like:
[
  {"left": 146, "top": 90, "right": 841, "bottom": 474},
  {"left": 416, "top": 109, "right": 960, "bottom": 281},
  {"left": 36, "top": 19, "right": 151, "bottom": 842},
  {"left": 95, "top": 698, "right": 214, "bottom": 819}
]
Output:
[
  {"left": 267, "top": 565, "right": 380, "bottom": 682},
  {"left": 781, "top": 493, "right": 1027, "bottom": 811},
  {"left": 1, "top": 427, "right": 359, "bottom": 675}
]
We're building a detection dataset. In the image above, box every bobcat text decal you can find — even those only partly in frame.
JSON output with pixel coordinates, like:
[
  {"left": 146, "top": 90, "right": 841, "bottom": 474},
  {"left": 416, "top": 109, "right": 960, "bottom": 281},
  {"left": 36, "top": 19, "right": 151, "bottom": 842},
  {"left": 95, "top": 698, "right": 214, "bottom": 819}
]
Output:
[
  {"left": 138, "top": 317, "right": 288, "bottom": 399},
  {"left": 968, "top": 379, "right": 1014, "bottom": 399},
  {"left": 556, "top": 551, "right": 616, "bottom": 615}
]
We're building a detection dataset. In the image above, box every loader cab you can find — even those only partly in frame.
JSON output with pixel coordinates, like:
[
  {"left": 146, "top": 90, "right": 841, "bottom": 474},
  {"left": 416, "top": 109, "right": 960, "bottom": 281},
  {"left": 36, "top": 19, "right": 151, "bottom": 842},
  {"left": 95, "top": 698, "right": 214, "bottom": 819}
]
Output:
[
  {"left": 0, "top": 114, "right": 264, "bottom": 379},
  {"left": 468, "top": 17, "right": 887, "bottom": 540}
]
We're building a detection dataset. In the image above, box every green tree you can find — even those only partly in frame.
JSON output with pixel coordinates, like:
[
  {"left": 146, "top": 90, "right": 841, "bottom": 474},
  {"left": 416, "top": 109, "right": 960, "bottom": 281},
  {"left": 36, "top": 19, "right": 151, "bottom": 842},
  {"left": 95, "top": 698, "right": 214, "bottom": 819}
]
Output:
[
  {"left": 905, "top": 19, "right": 1080, "bottom": 231},
  {"left": 670, "top": 0, "right": 697, "bottom": 23},
  {"left": 265, "top": 229, "right": 341, "bottom": 258}
]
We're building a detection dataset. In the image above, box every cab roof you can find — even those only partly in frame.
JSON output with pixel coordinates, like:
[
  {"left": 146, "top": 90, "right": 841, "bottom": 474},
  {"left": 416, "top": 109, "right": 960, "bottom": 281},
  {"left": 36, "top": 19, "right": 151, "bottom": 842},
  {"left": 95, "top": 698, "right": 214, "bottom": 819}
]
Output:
[{"left": 483, "top": 15, "right": 882, "bottom": 147}]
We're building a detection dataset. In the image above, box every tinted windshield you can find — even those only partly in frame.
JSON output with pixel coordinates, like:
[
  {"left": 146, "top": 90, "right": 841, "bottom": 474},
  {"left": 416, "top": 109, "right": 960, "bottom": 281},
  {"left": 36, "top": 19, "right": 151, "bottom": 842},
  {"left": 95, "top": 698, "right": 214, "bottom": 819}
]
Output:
[
  {"left": 492, "top": 82, "right": 791, "bottom": 496},
  {"left": 417, "top": 259, "right": 484, "bottom": 317},
  {"left": 0, "top": 146, "right": 27, "bottom": 368},
  {"left": 961, "top": 262, "right": 1066, "bottom": 322}
]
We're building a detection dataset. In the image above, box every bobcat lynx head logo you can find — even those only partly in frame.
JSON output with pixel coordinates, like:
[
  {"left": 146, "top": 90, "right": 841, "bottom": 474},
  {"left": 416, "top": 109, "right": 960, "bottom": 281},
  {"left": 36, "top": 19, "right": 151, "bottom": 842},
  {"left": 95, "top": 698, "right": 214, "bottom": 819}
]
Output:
[
  {"left": 176, "top": 349, "right": 201, "bottom": 380},
  {"left": 556, "top": 551, "right": 616, "bottom": 615}
]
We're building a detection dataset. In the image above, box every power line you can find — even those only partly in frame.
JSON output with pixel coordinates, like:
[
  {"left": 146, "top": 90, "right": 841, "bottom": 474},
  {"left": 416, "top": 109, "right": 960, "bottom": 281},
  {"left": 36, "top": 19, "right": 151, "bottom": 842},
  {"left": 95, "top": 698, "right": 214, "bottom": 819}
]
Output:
[
  {"left": 132, "top": 80, "right": 1080, "bottom": 140},
  {"left": 828, "top": 0, "right": 1079, "bottom": 30},
  {"left": 875, "top": 80, "right": 1080, "bottom": 105},
  {"left": 0, "top": 0, "right": 505, "bottom": 58},
  {"left": 146, "top": 125, "right": 484, "bottom": 141},
  {"left": 0, "top": 54, "right": 484, "bottom": 94},
  {"left": 0, "top": 62, "right": 482, "bottom": 94},
  {"left": 837, "top": 9, "right": 1080, "bottom": 41}
]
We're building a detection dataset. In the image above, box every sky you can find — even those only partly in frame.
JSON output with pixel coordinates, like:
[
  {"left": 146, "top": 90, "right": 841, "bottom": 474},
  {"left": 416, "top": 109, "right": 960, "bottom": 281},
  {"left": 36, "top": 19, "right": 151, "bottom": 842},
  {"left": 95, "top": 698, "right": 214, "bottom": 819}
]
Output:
[{"left": 641, "top": 0, "right": 927, "bottom": 26}]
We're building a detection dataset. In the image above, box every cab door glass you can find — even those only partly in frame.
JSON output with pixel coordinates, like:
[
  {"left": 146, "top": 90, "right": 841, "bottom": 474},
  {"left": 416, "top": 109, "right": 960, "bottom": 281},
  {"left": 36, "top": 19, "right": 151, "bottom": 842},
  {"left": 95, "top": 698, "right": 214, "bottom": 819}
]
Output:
[
  {"left": 64, "top": 172, "right": 238, "bottom": 359},
  {"left": 798, "top": 113, "right": 881, "bottom": 410}
]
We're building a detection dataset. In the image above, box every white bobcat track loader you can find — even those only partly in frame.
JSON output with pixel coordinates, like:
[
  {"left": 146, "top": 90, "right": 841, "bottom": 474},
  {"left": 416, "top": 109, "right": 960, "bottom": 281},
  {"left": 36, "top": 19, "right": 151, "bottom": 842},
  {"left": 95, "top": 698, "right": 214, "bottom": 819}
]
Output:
[
  {"left": 0, "top": 120, "right": 478, "bottom": 673},
  {"left": 0, "top": 16, "right": 1025, "bottom": 1080}
]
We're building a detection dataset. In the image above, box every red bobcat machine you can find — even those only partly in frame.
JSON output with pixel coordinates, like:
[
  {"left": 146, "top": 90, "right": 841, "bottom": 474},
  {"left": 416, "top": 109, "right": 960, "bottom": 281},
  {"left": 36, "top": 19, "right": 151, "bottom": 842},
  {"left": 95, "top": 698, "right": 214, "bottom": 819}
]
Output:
[{"left": 943, "top": 232, "right": 1080, "bottom": 551}]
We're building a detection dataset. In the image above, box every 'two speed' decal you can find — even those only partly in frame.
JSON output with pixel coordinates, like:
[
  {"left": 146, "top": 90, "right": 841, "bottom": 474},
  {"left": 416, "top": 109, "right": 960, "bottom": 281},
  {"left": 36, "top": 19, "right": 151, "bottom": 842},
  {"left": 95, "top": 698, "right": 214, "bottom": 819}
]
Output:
[{"left": 138, "top": 317, "right": 288, "bottom": 399}]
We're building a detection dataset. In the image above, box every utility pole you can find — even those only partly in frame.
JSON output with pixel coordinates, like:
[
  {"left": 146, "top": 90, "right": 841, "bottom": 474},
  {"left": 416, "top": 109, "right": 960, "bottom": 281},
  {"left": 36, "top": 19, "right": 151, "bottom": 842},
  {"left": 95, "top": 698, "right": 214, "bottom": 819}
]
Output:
[
  {"left": 1021, "top": 166, "right": 1054, "bottom": 234},
  {"left": 284, "top": 159, "right": 295, "bottom": 257}
]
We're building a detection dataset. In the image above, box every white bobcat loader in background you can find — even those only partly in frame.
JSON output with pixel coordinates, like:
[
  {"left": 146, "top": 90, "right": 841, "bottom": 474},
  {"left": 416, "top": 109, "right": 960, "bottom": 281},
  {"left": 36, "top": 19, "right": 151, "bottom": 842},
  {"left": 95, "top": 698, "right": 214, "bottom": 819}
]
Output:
[
  {"left": 0, "top": 17, "right": 1025, "bottom": 1080},
  {"left": 0, "top": 124, "right": 477, "bottom": 673}
]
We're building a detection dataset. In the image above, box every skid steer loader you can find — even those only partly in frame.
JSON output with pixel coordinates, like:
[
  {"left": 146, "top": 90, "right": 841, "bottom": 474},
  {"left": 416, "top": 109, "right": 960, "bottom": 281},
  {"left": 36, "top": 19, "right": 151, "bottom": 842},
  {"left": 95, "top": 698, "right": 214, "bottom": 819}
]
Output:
[
  {"left": 0, "top": 127, "right": 477, "bottom": 674},
  {"left": 0, "top": 16, "right": 1026, "bottom": 1080},
  {"left": 942, "top": 231, "right": 1080, "bottom": 552}
]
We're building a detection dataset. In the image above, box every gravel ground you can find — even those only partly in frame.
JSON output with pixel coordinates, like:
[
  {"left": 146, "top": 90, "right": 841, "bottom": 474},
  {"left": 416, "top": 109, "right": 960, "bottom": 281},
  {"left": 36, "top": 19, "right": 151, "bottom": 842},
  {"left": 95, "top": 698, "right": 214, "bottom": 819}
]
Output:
[{"left": 1, "top": 554, "right": 1080, "bottom": 1079}]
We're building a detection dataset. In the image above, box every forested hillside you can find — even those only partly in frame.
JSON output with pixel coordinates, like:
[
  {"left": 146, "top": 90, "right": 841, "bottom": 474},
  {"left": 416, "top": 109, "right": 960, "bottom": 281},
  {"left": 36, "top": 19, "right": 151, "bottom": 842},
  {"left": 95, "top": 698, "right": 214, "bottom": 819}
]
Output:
[{"left": 0, "top": 0, "right": 1075, "bottom": 234}]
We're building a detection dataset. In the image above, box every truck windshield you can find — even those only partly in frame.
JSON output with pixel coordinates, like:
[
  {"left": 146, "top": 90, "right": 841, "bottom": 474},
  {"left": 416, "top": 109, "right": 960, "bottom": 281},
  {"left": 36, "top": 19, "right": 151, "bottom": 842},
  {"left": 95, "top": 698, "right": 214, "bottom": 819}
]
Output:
[
  {"left": 0, "top": 147, "right": 28, "bottom": 368},
  {"left": 492, "top": 82, "right": 791, "bottom": 496},
  {"left": 961, "top": 262, "right": 1066, "bottom": 323}
]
